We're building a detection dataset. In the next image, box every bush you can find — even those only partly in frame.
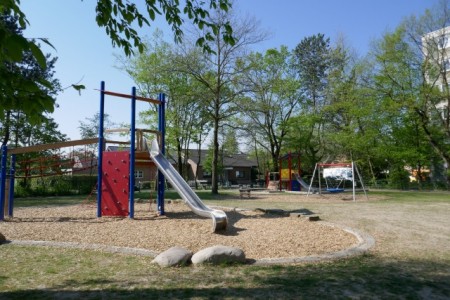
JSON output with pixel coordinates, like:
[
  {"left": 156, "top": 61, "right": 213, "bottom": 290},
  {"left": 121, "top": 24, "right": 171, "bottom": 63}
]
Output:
[
  {"left": 70, "top": 175, "right": 97, "bottom": 194},
  {"left": 13, "top": 175, "right": 97, "bottom": 197},
  {"left": 387, "top": 168, "right": 410, "bottom": 190}
]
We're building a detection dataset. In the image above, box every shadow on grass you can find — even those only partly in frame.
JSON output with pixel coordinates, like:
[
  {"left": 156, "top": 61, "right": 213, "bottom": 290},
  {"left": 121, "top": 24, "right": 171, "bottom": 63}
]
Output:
[{"left": 1, "top": 255, "right": 449, "bottom": 299}]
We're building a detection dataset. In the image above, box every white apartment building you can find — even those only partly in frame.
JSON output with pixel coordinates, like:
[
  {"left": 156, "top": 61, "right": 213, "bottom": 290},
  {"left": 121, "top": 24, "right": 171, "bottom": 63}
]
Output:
[{"left": 422, "top": 26, "right": 450, "bottom": 110}]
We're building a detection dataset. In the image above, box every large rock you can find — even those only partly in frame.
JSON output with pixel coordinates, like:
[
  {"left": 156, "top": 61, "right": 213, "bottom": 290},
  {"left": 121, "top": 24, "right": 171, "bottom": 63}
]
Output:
[
  {"left": 191, "top": 245, "right": 246, "bottom": 265},
  {"left": 152, "top": 246, "right": 193, "bottom": 267},
  {"left": 0, "top": 232, "right": 5, "bottom": 243}
]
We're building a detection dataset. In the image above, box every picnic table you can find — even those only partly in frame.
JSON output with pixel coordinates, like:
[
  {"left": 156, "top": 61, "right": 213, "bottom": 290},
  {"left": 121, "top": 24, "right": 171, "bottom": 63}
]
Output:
[{"left": 239, "top": 188, "right": 251, "bottom": 199}]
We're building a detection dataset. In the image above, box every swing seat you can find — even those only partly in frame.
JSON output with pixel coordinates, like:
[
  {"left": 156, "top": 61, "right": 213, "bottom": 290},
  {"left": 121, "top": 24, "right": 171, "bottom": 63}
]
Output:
[{"left": 326, "top": 188, "right": 344, "bottom": 193}]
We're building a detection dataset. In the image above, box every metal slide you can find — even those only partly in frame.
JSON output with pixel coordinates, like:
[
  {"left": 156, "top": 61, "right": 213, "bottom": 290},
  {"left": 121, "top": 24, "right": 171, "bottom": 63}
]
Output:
[
  {"left": 294, "top": 173, "right": 318, "bottom": 193},
  {"left": 148, "top": 139, "right": 227, "bottom": 232}
]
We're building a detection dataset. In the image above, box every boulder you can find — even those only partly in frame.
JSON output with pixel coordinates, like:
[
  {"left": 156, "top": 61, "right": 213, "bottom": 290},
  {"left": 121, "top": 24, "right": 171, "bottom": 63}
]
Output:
[
  {"left": 152, "top": 246, "right": 193, "bottom": 267},
  {"left": 191, "top": 245, "right": 246, "bottom": 265}
]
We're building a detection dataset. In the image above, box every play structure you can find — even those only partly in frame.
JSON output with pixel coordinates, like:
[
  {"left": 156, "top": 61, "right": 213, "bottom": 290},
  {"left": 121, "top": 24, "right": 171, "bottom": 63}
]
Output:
[
  {"left": 307, "top": 162, "right": 368, "bottom": 201},
  {"left": 0, "top": 81, "right": 227, "bottom": 232},
  {"left": 279, "top": 152, "right": 301, "bottom": 191},
  {"left": 266, "top": 152, "right": 312, "bottom": 192}
]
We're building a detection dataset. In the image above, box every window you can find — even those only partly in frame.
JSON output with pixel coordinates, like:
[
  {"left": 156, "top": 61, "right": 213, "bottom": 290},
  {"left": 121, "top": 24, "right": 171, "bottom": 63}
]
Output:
[
  {"left": 444, "top": 59, "right": 450, "bottom": 71},
  {"left": 134, "top": 170, "right": 143, "bottom": 178},
  {"left": 236, "top": 170, "right": 245, "bottom": 178},
  {"left": 438, "top": 35, "right": 449, "bottom": 48}
]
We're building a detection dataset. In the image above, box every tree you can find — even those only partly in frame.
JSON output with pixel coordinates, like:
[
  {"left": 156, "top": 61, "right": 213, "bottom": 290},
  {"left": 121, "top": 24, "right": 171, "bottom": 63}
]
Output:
[
  {"left": 405, "top": 1, "right": 450, "bottom": 186},
  {"left": 239, "top": 46, "right": 301, "bottom": 172},
  {"left": 0, "top": 12, "right": 58, "bottom": 129},
  {"left": 2, "top": 0, "right": 235, "bottom": 130},
  {"left": 94, "top": 0, "right": 235, "bottom": 55},
  {"left": 367, "top": 1, "right": 450, "bottom": 187},
  {"left": 79, "top": 112, "right": 115, "bottom": 139},
  {"left": 120, "top": 31, "right": 211, "bottom": 178},
  {"left": 12, "top": 116, "right": 69, "bottom": 191},
  {"left": 285, "top": 34, "right": 334, "bottom": 170},
  {"left": 177, "top": 9, "right": 266, "bottom": 194},
  {"left": 0, "top": 12, "right": 66, "bottom": 190},
  {"left": 317, "top": 38, "right": 372, "bottom": 164},
  {"left": 294, "top": 33, "right": 331, "bottom": 112},
  {"left": 1, "top": 14, "right": 63, "bottom": 146},
  {"left": 78, "top": 112, "right": 116, "bottom": 158},
  {"left": 221, "top": 126, "right": 239, "bottom": 154}
]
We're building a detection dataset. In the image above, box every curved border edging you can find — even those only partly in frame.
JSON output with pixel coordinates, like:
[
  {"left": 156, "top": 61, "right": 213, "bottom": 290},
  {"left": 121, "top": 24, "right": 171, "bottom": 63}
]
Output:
[{"left": 2, "top": 222, "right": 375, "bottom": 266}]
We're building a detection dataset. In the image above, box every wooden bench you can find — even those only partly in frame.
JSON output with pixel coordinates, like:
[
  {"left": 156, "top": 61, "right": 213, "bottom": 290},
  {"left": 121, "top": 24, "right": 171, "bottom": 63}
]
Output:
[{"left": 239, "top": 189, "right": 251, "bottom": 199}]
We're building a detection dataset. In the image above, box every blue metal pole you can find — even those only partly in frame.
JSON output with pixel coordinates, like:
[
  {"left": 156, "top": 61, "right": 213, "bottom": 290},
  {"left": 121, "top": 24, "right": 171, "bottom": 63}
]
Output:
[
  {"left": 0, "top": 145, "right": 7, "bottom": 220},
  {"left": 8, "top": 154, "right": 15, "bottom": 217},
  {"left": 129, "top": 87, "right": 136, "bottom": 218},
  {"left": 157, "top": 93, "right": 166, "bottom": 215},
  {"left": 97, "top": 81, "right": 105, "bottom": 218}
]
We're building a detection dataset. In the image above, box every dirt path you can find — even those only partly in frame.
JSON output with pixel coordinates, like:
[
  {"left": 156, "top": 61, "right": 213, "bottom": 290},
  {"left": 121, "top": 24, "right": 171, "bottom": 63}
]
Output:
[
  {"left": 234, "top": 191, "right": 450, "bottom": 260},
  {"left": 311, "top": 201, "right": 450, "bottom": 260}
]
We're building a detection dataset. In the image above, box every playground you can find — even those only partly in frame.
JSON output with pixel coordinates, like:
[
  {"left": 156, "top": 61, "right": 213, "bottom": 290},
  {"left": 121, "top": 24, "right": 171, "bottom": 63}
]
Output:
[
  {"left": 0, "top": 192, "right": 363, "bottom": 261},
  {"left": 1, "top": 190, "right": 449, "bottom": 298},
  {"left": 0, "top": 82, "right": 369, "bottom": 263},
  {"left": 1, "top": 83, "right": 449, "bottom": 297}
]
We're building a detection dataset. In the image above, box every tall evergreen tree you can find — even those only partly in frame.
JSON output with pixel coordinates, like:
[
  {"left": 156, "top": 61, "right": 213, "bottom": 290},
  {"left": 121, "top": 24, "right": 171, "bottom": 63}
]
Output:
[{"left": 294, "top": 33, "right": 331, "bottom": 112}]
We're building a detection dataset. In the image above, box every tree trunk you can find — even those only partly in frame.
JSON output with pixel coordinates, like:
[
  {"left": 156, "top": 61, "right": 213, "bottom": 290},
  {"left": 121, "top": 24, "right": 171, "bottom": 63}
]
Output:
[
  {"left": 211, "top": 32, "right": 222, "bottom": 195},
  {"left": 177, "top": 139, "right": 183, "bottom": 177},
  {"left": 211, "top": 111, "right": 220, "bottom": 194},
  {"left": 1, "top": 110, "right": 11, "bottom": 147}
]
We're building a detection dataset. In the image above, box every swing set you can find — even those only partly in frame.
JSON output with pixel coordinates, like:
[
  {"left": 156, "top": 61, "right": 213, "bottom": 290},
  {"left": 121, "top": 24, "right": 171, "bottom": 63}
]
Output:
[{"left": 307, "top": 162, "right": 368, "bottom": 201}]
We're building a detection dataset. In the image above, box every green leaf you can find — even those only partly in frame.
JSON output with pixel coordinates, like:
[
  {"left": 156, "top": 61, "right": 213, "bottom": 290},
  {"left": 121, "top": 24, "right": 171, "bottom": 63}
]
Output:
[
  {"left": 72, "top": 84, "right": 86, "bottom": 95},
  {"left": 29, "top": 42, "right": 47, "bottom": 69},
  {"left": 211, "top": 25, "right": 219, "bottom": 36},
  {"left": 196, "top": 37, "right": 205, "bottom": 47},
  {"left": 6, "top": 34, "right": 29, "bottom": 62},
  {"left": 38, "top": 38, "right": 56, "bottom": 51},
  {"left": 38, "top": 78, "right": 53, "bottom": 89},
  {"left": 220, "top": 2, "right": 230, "bottom": 11},
  {"left": 149, "top": 8, "right": 155, "bottom": 20}
]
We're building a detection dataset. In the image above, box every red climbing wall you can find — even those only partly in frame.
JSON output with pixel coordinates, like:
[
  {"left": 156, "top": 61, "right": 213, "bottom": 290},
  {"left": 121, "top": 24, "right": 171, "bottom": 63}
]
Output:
[{"left": 101, "top": 151, "right": 129, "bottom": 216}]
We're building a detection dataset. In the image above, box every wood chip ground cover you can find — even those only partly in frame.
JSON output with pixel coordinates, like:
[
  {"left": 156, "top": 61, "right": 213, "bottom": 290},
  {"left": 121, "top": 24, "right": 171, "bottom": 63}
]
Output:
[{"left": 0, "top": 194, "right": 358, "bottom": 260}]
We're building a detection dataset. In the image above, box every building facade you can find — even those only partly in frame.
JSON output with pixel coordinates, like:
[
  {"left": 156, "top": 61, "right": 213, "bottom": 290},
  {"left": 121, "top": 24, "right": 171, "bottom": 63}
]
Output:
[
  {"left": 422, "top": 26, "right": 450, "bottom": 111},
  {"left": 187, "top": 150, "right": 258, "bottom": 186}
]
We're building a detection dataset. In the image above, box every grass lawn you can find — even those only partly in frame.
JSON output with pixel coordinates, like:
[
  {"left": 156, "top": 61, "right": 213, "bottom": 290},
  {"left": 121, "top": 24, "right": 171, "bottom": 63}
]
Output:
[{"left": 1, "top": 190, "right": 449, "bottom": 299}]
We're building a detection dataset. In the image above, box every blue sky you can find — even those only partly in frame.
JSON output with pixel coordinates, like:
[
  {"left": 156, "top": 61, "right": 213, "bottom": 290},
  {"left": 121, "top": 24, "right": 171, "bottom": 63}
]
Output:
[{"left": 20, "top": 0, "right": 435, "bottom": 141}]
